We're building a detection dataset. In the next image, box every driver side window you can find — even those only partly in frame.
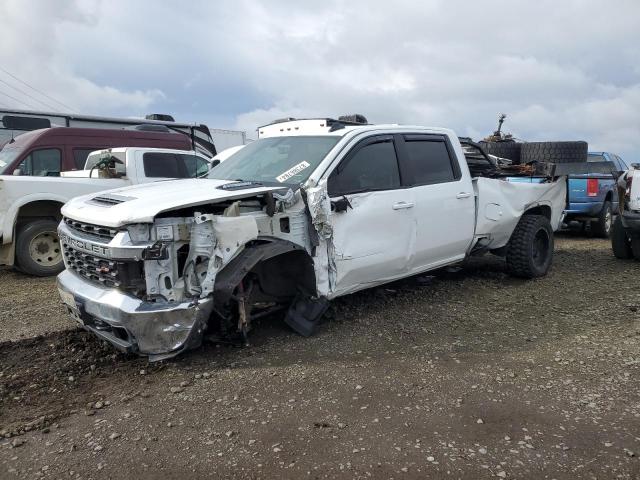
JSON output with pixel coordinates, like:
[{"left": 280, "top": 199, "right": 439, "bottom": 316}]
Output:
[
  {"left": 17, "top": 148, "right": 62, "bottom": 176},
  {"left": 328, "top": 139, "right": 400, "bottom": 196}
]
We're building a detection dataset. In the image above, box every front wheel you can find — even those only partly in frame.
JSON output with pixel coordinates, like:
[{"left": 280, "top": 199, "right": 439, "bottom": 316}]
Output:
[
  {"left": 506, "top": 215, "right": 554, "bottom": 278},
  {"left": 591, "top": 201, "right": 612, "bottom": 238},
  {"left": 15, "top": 219, "right": 64, "bottom": 277}
]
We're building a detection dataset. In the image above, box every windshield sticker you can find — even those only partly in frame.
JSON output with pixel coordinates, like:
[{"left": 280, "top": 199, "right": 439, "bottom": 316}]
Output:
[{"left": 276, "top": 161, "right": 310, "bottom": 183}]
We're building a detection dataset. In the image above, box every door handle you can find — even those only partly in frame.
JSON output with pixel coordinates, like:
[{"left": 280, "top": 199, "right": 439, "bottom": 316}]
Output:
[
  {"left": 456, "top": 192, "right": 472, "bottom": 199},
  {"left": 392, "top": 202, "right": 415, "bottom": 210}
]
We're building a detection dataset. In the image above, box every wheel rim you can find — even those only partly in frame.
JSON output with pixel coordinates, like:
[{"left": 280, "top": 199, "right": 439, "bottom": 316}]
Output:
[
  {"left": 28, "top": 231, "right": 61, "bottom": 267},
  {"left": 604, "top": 209, "right": 612, "bottom": 234},
  {"left": 532, "top": 228, "right": 550, "bottom": 268}
]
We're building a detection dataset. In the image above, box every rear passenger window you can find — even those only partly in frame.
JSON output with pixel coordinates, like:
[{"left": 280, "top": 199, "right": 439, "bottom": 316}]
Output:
[
  {"left": 143, "top": 152, "right": 209, "bottom": 178},
  {"left": 328, "top": 139, "right": 400, "bottom": 196},
  {"left": 403, "top": 139, "right": 455, "bottom": 185},
  {"left": 17, "top": 148, "right": 61, "bottom": 176},
  {"left": 73, "top": 148, "right": 101, "bottom": 169}
]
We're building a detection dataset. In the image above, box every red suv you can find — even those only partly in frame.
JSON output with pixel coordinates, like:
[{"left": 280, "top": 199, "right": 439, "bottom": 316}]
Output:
[{"left": 0, "top": 126, "right": 195, "bottom": 176}]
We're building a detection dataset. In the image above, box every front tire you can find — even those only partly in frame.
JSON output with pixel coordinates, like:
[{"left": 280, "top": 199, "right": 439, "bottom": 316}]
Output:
[
  {"left": 15, "top": 219, "right": 64, "bottom": 277},
  {"left": 506, "top": 215, "right": 554, "bottom": 278},
  {"left": 591, "top": 200, "right": 612, "bottom": 238},
  {"left": 611, "top": 216, "right": 633, "bottom": 259}
]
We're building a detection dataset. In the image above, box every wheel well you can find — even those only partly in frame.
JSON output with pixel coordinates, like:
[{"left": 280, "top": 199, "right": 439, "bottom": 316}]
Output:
[
  {"left": 523, "top": 205, "right": 551, "bottom": 220},
  {"left": 213, "top": 240, "right": 317, "bottom": 309},
  {"left": 16, "top": 201, "right": 64, "bottom": 227},
  {"left": 604, "top": 191, "right": 613, "bottom": 202}
]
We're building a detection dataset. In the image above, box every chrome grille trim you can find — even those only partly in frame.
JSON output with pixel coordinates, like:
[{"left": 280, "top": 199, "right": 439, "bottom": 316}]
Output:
[{"left": 62, "top": 242, "right": 122, "bottom": 288}]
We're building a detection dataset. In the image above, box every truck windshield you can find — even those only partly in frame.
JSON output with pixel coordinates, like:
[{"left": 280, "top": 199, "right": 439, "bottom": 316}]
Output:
[
  {"left": 208, "top": 136, "right": 340, "bottom": 185},
  {"left": 0, "top": 144, "right": 22, "bottom": 174}
]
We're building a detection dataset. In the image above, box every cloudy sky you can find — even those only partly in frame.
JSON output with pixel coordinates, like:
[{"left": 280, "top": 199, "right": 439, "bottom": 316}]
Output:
[{"left": 0, "top": 0, "right": 639, "bottom": 157}]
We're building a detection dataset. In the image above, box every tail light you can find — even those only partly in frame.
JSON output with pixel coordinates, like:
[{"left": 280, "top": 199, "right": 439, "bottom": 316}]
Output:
[{"left": 587, "top": 178, "right": 599, "bottom": 197}]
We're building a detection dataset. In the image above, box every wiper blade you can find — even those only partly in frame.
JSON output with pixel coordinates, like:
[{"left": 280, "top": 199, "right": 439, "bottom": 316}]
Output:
[{"left": 218, "top": 180, "right": 264, "bottom": 190}]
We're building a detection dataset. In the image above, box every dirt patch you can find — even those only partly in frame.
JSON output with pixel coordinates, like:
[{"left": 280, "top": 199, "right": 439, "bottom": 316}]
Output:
[
  {"left": 0, "top": 267, "right": 71, "bottom": 342},
  {"left": 0, "top": 235, "right": 639, "bottom": 479}
]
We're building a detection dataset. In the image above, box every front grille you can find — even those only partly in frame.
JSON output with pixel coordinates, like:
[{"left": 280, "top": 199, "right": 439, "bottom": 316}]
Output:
[
  {"left": 62, "top": 242, "right": 145, "bottom": 293},
  {"left": 63, "top": 217, "right": 119, "bottom": 241}
]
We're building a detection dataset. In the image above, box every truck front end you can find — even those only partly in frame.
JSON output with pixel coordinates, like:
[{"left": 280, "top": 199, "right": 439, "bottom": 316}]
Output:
[
  {"left": 56, "top": 214, "right": 217, "bottom": 359},
  {"left": 55, "top": 129, "right": 346, "bottom": 359}
]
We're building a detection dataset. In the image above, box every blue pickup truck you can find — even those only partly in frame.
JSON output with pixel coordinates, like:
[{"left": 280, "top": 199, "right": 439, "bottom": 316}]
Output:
[{"left": 564, "top": 152, "right": 628, "bottom": 237}]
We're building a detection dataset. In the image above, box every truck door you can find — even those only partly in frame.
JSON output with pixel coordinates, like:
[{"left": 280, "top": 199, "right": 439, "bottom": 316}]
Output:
[
  {"left": 327, "top": 135, "right": 415, "bottom": 295},
  {"left": 396, "top": 134, "right": 475, "bottom": 271}
]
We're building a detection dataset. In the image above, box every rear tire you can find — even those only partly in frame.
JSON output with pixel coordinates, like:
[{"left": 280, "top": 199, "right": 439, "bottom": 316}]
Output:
[
  {"left": 591, "top": 201, "right": 612, "bottom": 238},
  {"left": 15, "top": 219, "right": 64, "bottom": 277},
  {"left": 506, "top": 215, "right": 554, "bottom": 278},
  {"left": 520, "top": 141, "right": 588, "bottom": 164},
  {"left": 611, "top": 216, "right": 633, "bottom": 259}
]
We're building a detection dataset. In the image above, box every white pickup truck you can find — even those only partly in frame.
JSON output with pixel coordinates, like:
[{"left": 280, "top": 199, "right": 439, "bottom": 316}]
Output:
[
  {"left": 56, "top": 117, "right": 574, "bottom": 360},
  {"left": 0, "top": 147, "right": 212, "bottom": 276},
  {"left": 611, "top": 164, "right": 640, "bottom": 259}
]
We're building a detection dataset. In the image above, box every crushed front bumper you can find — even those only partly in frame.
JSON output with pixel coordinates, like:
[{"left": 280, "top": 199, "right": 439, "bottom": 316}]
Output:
[{"left": 57, "top": 269, "right": 213, "bottom": 360}]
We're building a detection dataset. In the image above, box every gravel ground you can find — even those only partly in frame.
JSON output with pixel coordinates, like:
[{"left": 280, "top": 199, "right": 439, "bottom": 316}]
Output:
[
  {"left": 0, "top": 234, "right": 639, "bottom": 479},
  {"left": 0, "top": 267, "right": 70, "bottom": 342}
]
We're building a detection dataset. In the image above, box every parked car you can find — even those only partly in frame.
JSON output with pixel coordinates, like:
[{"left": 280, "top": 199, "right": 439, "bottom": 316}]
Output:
[
  {"left": 57, "top": 116, "right": 591, "bottom": 360},
  {"left": 611, "top": 163, "right": 640, "bottom": 259},
  {"left": 0, "top": 147, "right": 211, "bottom": 276},
  {"left": 0, "top": 125, "right": 212, "bottom": 178},
  {"left": 564, "top": 151, "right": 628, "bottom": 237}
]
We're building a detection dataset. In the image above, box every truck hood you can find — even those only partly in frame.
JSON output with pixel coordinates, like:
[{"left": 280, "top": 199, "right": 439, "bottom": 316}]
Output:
[{"left": 61, "top": 178, "right": 289, "bottom": 227}]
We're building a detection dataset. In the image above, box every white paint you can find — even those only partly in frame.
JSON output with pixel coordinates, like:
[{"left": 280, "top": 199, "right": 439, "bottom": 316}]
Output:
[
  {"left": 329, "top": 190, "right": 416, "bottom": 297},
  {"left": 473, "top": 177, "right": 566, "bottom": 248}
]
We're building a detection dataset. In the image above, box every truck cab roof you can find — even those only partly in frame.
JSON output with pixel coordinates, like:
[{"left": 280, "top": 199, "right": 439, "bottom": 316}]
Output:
[{"left": 257, "top": 117, "right": 453, "bottom": 140}]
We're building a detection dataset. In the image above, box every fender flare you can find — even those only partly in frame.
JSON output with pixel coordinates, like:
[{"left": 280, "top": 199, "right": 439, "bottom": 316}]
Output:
[{"left": 2, "top": 193, "right": 68, "bottom": 244}]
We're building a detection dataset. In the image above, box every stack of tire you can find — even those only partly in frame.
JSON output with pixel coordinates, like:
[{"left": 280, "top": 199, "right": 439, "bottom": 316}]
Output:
[{"left": 479, "top": 140, "right": 588, "bottom": 164}]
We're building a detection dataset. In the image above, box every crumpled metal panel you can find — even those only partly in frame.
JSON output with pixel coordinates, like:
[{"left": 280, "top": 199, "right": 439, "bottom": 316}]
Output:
[
  {"left": 473, "top": 177, "right": 566, "bottom": 249},
  {"left": 304, "top": 180, "right": 336, "bottom": 296}
]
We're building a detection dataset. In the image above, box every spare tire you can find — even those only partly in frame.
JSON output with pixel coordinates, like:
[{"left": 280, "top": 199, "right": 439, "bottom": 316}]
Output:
[
  {"left": 520, "top": 141, "right": 588, "bottom": 164},
  {"left": 479, "top": 141, "right": 522, "bottom": 163}
]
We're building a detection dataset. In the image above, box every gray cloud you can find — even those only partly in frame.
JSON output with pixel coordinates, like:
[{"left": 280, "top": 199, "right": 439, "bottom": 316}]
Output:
[{"left": 0, "top": 0, "right": 638, "bottom": 158}]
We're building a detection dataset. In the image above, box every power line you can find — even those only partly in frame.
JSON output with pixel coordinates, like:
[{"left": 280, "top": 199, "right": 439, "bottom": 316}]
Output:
[
  {"left": 0, "top": 77, "right": 61, "bottom": 112},
  {"left": 0, "top": 89, "right": 38, "bottom": 110},
  {"left": 0, "top": 67, "right": 76, "bottom": 112}
]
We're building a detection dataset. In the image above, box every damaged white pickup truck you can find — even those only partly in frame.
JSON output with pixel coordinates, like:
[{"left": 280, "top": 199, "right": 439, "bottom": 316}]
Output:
[{"left": 57, "top": 117, "right": 568, "bottom": 360}]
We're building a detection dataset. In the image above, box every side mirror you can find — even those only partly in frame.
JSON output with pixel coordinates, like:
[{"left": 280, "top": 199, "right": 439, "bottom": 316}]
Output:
[
  {"left": 12, "top": 168, "right": 22, "bottom": 176},
  {"left": 331, "top": 196, "right": 352, "bottom": 213},
  {"left": 210, "top": 159, "right": 221, "bottom": 169}
]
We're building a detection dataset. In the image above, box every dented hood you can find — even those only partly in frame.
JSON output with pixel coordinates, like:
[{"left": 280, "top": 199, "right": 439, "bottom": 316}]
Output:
[{"left": 61, "top": 178, "right": 286, "bottom": 227}]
